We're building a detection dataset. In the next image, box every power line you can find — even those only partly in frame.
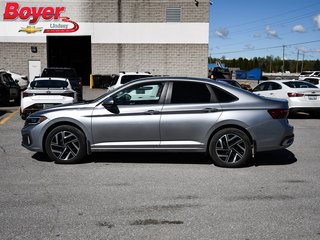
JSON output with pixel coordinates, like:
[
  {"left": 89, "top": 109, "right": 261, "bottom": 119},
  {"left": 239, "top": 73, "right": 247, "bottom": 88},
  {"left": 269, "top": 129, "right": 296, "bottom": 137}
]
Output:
[
  {"left": 213, "top": 40, "right": 320, "bottom": 55},
  {"left": 213, "top": 2, "right": 320, "bottom": 29}
]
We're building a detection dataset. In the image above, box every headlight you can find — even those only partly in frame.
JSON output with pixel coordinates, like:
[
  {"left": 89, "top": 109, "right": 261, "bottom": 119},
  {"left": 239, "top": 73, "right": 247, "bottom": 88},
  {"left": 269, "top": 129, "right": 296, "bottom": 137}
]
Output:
[{"left": 24, "top": 116, "right": 47, "bottom": 126}]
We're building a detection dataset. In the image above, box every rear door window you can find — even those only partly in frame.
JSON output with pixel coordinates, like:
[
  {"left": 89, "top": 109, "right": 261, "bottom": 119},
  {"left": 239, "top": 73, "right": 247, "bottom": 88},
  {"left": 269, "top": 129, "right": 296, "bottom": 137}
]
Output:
[
  {"left": 170, "top": 81, "right": 211, "bottom": 104},
  {"left": 253, "top": 83, "right": 268, "bottom": 91}
]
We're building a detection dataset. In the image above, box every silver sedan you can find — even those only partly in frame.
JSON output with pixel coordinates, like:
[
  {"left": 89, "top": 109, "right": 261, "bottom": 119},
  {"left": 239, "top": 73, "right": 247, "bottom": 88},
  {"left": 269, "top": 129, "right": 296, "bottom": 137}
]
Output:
[{"left": 21, "top": 77, "right": 294, "bottom": 167}]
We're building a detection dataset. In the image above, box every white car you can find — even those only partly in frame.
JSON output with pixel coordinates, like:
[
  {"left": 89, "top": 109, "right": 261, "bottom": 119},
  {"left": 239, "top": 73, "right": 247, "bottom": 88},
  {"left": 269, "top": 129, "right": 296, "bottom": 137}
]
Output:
[
  {"left": 108, "top": 71, "right": 152, "bottom": 91},
  {"left": 5, "top": 70, "right": 29, "bottom": 90},
  {"left": 302, "top": 77, "right": 320, "bottom": 87},
  {"left": 298, "top": 71, "right": 320, "bottom": 80},
  {"left": 20, "top": 77, "right": 76, "bottom": 119},
  {"left": 252, "top": 80, "right": 320, "bottom": 117}
]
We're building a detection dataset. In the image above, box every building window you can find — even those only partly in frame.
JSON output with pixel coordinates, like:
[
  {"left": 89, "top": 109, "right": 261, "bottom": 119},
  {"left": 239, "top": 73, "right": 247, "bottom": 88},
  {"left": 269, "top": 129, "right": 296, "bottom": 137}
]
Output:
[{"left": 166, "top": 7, "right": 181, "bottom": 22}]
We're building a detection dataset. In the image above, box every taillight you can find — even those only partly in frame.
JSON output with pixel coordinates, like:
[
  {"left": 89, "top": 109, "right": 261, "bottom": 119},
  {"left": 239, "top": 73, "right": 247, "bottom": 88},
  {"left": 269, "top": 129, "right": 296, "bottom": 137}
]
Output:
[
  {"left": 287, "top": 92, "right": 304, "bottom": 97},
  {"left": 22, "top": 92, "right": 33, "bottom": 98},
  {"left": 268, "top": 109, "right": 289, "bottom": 119}
]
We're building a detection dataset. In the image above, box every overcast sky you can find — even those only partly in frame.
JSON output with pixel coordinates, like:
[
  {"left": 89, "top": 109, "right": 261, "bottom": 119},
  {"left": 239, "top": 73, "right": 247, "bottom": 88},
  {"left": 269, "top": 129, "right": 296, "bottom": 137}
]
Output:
[{"left": 209, "top": 0, "right": 320, "bottom": 60}]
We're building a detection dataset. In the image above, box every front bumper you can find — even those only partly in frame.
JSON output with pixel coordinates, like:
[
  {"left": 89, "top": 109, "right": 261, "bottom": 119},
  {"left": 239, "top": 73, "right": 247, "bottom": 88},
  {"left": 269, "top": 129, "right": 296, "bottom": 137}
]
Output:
[{"left": 21, "top": 122, "right": 45, "bottom": 152}]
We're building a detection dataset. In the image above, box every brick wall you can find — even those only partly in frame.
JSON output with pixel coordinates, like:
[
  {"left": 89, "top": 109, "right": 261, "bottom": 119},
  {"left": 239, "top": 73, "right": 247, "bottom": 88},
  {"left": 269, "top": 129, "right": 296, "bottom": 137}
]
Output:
[
  {"left": 0, "top": 0, "right": 209, "bottom": 23},
  {"left": 0, "top": 0, "right": 209, "bottom": 79},
  {"left": 0, "top": 43, "right": 46, "bottom": 76},
  {"left": 92, "top": 43, "right": 208, "bottom": 77}
]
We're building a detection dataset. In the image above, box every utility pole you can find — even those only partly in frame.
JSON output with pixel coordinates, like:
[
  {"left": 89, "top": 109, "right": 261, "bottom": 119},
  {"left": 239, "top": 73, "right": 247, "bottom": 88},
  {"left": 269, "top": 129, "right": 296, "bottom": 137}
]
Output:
[
  {"left": 269, "top": 57, "right": 272, "bottom": 73},
  {"left": 282, "top": 45, "right": 285, "bottom": 77},
  {"left": 296, "top": 50, "right": 299, "bottom": 73}
]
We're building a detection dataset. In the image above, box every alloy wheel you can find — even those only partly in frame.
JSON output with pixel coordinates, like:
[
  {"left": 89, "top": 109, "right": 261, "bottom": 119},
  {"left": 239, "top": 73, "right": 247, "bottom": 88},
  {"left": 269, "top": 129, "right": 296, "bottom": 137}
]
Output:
[
  {"left": 50, "top": 130, "right": 80, "bottom": 161},
  {"left": 215, "top": 133, "right": 246, "bottom": 163}
]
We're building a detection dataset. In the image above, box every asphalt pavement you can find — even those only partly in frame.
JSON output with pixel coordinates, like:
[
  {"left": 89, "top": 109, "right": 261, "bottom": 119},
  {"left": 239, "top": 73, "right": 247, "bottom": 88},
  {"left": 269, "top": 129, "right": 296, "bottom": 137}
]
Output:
[{"left": 0, "top": 87, "right": 319, "bottom": 240}]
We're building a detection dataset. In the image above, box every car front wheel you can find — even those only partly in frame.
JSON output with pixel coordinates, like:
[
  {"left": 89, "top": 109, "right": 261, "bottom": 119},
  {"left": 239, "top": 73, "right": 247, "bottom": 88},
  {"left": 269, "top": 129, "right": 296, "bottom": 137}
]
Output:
[
  {"left": 45, "top": 125, "right": 86, "bottom": 164},
  {"left": 209, "top": 128, "right": 251, "bottom": 168}
]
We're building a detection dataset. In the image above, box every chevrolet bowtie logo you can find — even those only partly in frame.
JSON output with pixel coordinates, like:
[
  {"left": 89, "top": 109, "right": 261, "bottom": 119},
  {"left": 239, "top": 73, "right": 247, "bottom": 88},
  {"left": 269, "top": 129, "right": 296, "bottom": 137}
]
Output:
[{"left": 19, "top": 26, "right": 42, "bottom": 34}]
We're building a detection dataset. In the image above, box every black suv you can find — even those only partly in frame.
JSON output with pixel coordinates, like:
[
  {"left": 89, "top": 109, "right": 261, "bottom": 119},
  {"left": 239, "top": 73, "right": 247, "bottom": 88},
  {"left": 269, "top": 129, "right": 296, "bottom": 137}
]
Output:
[{"left": 0, "top": 71, "right": 20, "bottom": 105}]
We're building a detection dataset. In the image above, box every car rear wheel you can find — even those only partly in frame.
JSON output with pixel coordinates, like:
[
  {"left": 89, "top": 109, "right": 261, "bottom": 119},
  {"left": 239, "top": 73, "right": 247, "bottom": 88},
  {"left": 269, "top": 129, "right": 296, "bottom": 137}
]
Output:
[
  {"left": 45, "top": 125, "right": 86, "bottom": 164},
  {"left": 209, "top": 128, "right": 251, "bottom": 168}
]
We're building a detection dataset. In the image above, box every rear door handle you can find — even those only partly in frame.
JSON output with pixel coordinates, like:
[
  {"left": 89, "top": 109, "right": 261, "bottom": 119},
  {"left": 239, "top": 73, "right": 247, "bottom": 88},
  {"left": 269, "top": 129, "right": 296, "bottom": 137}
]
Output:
[
  {"left": 202, "top": 108, "right": 218, "bottom": 113},
  {"left": 145, "top": 110, "right": 160, "bottom": 115}
]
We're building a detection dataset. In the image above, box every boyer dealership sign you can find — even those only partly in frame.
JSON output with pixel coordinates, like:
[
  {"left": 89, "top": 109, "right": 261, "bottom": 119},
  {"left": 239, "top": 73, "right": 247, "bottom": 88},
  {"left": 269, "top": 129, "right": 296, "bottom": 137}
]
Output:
[{"left": 2, "top": 2, "right": 79, "bottom": 33}]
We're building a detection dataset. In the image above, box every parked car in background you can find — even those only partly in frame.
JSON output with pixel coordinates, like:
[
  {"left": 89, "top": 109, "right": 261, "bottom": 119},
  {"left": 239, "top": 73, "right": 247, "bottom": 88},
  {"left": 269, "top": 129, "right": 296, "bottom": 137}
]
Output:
[
  {"left": 108, "top": 71, "right": 152, "bottom": 90},
  {"left": 20, "top": 77, "right": 76, "bottom": 119},
  {"left": 302, "top": 77, "right": 320, "bottom": 87},
  {"left": 209, "top": 67, "right": 232, "bottom": 80},
  {"left": 6, "top": 71, "right": 29, "bottom": 90},
  {"left": 298, "top": 71, "right": 320, "bottom": 80},
  {"left": 252, "top": 80, "right": 320, "bottom": 116},
  {"left": 41, "top": 67, "right": 83, "bottom": 100},
  {"left": 22, "top": 77, "right": 294, "bottom": 167},
  {"left": 0, "top": 71, "right": 20, "bottom": 105}
]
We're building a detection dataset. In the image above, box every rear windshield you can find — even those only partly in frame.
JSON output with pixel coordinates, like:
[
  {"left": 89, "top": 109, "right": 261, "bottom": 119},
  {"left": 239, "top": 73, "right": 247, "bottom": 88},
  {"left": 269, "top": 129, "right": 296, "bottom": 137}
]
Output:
[
  {"left": 283, "top": 81, "right": 317, "bottom": 88},
  {"left": 31, "top": 80, "right": 68, "bottom": 88}
]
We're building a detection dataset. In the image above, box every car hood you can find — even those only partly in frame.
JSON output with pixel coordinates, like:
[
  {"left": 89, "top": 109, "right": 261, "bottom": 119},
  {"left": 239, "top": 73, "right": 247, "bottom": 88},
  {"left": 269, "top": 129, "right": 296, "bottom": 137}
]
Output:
[{"left": 29, "top": 101, "right": 96, "bottom": 117}]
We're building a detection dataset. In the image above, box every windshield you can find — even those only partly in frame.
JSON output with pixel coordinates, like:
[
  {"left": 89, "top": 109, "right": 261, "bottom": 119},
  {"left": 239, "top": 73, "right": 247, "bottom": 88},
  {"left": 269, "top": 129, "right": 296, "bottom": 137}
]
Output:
[{"left": 91, "top": 87, "right": 118, "bottom": 103}]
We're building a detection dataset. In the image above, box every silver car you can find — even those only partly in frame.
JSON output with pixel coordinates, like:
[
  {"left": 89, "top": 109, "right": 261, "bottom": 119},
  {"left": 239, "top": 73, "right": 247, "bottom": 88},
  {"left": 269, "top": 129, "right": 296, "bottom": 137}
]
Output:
[{"left": 21, "top": 77, "right": 294, "bottom": 167}]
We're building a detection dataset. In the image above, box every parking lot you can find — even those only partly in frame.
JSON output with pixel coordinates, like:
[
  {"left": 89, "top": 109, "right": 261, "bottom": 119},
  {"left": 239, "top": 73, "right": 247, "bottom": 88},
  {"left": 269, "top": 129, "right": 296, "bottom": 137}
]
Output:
[{"left": 1, "top": 87, "right": 320, "bottom": 239}]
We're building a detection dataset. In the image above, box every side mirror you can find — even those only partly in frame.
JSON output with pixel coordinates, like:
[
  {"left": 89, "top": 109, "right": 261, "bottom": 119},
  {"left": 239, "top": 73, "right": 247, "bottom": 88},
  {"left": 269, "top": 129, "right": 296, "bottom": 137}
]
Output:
[
  {"left": 102, "top": 98, "right": 115, "bottom": 108},
  {"left": 102, "top": 98, "right": 119, "bottom": 114}
]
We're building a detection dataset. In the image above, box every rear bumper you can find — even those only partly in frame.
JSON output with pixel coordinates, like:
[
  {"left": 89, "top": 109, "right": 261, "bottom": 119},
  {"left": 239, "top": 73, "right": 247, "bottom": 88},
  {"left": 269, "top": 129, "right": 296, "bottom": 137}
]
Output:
[
  {"left": 249, "top": 119, "right": 294, "bottom": 153},
  {"left": 281, "top": 134, "right": 294, "bottom": 148}
]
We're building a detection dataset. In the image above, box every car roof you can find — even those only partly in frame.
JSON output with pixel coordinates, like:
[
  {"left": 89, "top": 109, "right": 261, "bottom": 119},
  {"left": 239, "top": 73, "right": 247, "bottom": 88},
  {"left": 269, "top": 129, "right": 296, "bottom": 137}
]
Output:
[
  {"left": 33, "top": 77, "right": 68, "bottom": 81},
  {"left": 118, "top": 71, "right": 152, "bottom": 75},
  {"left": 128, "top": 76, "right": 213, "bottom": 83},
  {"left": 123, "top": 76, "right": 248, "bottom": 92},
  {"left": 260, "top": 80, "right": 305, "bottom": 83}
]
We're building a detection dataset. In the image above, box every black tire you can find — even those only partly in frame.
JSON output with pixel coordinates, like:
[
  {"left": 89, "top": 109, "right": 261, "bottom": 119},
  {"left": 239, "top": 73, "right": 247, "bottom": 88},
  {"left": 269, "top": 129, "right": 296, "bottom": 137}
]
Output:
[
  {"left": 209, "top": 128, "right": 252, "bottom": 168},
  {"left": 45, "top": 125, "right": 86, "bottom": 164},
  {"left": 21, "top": 113, "right": 27, "bottom": 120}
]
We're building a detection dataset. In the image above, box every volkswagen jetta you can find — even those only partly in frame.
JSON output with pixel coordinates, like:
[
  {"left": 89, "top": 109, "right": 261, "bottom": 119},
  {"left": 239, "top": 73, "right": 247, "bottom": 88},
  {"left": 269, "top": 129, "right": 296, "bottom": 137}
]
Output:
[{"left": 21, "top": 77, "right": 294, "bottom": 167}]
